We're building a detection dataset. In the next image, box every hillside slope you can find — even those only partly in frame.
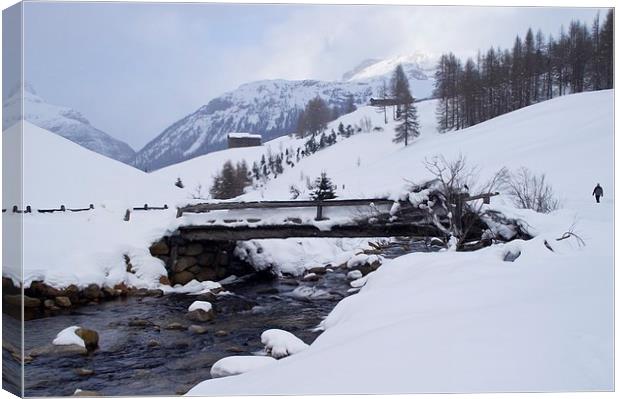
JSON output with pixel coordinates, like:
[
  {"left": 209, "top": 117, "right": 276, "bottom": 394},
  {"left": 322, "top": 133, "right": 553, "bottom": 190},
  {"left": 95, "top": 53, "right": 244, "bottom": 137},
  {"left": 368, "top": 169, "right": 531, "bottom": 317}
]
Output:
[
  {"left": 188, "top": 90, "right": 614, "bottom": 394},
  {"left": 3, "top": 122, "right": 185, "bottom": 289},
  {"left": 3, "top": 84, "right": 136, "bottom": 164}
]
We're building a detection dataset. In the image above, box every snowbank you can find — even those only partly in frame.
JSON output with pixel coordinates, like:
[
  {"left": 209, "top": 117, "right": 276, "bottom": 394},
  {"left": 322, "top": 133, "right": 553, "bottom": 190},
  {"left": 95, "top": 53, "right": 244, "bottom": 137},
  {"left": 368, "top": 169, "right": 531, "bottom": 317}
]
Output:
[
  {"left": 260, "top": 329, "right": 309, "bottom": 359},
  {"left": 210, "top": 356, "right": 276, "bottom": 378}
]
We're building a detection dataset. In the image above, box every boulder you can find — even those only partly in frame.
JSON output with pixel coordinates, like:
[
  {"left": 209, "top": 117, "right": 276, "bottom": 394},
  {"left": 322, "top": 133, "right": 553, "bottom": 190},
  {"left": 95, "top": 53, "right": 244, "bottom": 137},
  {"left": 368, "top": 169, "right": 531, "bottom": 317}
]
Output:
[
  {"left": 164, "top": 322, "right": 187, "bottom": 331},
  {"left": 158, "top": 275, "right": 171, "bottom": 286},
  {"left": 187, "top": 265, "right": 202, "bottom": 274},
  {"left": 128, "top": 319, "right": 151, "bottom": 327},
  {"left": 75, "top": 328, "right": 99, "bottom": 352},
  {"left": 188, "top": 325, "right": 208, "bottom": 334},
  {"left": 30, "top": 344, "right": 88, "bottom": 357},
  {"left": 149, "top": 240, "right": 169, "bottom": 256},
  {"left": 73, "top": 389, "right": 100, "bottom": 396},
  {"left": 5, "top": 295, "right": 43, "bottom": 308},
  {"left": 186, "top": 309, "right": 214, "bottom": 322},
  {"left": 302, "top": 273, "right": 319, "bottom": 282},
  {"left": 226, "top": 346, "right": 245, "bottom": 353},
  {"left": 102, "top": 287, "right": 120, "bottom": 298},
  {"left": 307, "top": 266, "right": 327, "bottom": 275},
  {"left": 347, "top": 270, "right": 363, "bottom": 280},
  {"left": 197, "top": 253, "right": 216, "bottom": 266},
  {"left": 187, "top": 301, "right": 215, "bottom": 322},
  {"left": 147, "top": 339, "right": 160, "bottom": 347},
  {"left": 214, "top": 330, "right": 229, "bottom": 337},
  {"left": 172, "top": 271, "right": 195, "bottom": 285},
  {"left": 44, "top": 299, "right": 56, "bottom": 309},
  {"left": 195, "top": 269, "right": 217, "bottom": 282},
  {"left": 172, "top": 257, "right": 198, "bottom": 273},
  {"left": 29, "top": 281, "right": 61, "bottom": 297},
  {"left": 55, "top": 296, "right": 72, "bottom": 308},
  {"left": 181, "top": 243, "right": 203, "bottom": 256},
  {"left": 83, "top": 284, "right": 101, "bottom": 300},
  {"left": 217, "top": 251, "right": 229, "bottom": 266},
  {"left": 75, "top": 368, "right": 95, "bottom": 376}
]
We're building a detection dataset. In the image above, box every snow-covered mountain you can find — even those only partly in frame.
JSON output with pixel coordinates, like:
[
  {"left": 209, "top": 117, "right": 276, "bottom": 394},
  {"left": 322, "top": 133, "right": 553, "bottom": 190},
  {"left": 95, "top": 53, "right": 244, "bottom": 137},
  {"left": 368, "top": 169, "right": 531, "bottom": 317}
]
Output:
[
  {"left": 342, "top": 52, "right": 436, "bottom": 81},
  {"left": 133, "top": 53, "right": 437, "bottom": 171},
  {"left": 2, "top": 84, "right": 136, "bottom": 164}
]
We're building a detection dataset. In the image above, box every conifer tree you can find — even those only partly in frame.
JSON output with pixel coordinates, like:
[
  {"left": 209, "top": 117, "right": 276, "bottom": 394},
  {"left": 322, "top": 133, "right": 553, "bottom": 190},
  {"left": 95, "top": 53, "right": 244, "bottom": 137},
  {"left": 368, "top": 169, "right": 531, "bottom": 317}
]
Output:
[
  {"left": 310, "top": 172, "right": 337, "bottom": 201},
  {"left": 393, "top": 102, "right": 420, "bottom": 146}
]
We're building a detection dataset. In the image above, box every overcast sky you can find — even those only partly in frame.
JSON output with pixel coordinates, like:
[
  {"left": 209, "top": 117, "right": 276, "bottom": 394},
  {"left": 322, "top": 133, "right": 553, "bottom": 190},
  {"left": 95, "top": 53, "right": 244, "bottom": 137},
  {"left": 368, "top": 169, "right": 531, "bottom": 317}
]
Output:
[{"left": 22, "top": 2, "right": 606, "bottom": 149}]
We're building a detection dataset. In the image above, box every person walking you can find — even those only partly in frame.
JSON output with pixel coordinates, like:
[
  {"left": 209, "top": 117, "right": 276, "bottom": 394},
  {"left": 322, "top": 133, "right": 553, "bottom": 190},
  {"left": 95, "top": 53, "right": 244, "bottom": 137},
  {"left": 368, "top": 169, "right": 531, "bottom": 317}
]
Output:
[{"left": 592, "top": 183, "right": 604, "bottom": 203}]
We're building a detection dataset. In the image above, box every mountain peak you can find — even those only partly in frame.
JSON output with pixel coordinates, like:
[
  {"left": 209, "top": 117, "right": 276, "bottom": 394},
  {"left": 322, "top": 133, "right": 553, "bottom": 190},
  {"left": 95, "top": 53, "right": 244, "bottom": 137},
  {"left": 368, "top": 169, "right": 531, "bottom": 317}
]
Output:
[{"left": 342, "top": 52, "right": 437, "bottom": 82}]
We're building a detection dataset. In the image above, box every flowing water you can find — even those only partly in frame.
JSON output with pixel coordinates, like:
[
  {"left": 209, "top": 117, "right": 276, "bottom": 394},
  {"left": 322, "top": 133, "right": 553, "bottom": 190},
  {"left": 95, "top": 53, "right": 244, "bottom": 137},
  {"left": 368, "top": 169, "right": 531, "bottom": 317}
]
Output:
[{"left": 21, "top": 239, "right": 436, "bottom": 397}]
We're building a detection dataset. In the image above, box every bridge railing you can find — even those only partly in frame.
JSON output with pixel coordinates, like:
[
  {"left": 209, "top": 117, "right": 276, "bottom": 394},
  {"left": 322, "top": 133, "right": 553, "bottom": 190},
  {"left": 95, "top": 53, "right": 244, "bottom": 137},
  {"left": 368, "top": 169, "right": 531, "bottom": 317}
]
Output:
[{"left": 176, "top": 198, "right": 395, "bottom": 221}]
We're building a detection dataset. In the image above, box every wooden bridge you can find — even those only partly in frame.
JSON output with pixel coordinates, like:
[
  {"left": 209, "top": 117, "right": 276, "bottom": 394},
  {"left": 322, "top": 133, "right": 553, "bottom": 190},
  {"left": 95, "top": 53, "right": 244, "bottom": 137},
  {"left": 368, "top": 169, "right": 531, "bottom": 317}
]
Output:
[{"left": 175, "top": 193, "right": 499, "bottom": 241}]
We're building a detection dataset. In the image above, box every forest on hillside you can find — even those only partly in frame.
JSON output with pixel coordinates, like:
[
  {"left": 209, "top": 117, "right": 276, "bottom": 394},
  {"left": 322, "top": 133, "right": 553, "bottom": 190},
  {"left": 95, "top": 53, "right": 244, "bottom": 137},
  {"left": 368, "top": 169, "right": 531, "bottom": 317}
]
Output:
[{"left": 434, "top": 10, "right": 613, "bottom": 131}]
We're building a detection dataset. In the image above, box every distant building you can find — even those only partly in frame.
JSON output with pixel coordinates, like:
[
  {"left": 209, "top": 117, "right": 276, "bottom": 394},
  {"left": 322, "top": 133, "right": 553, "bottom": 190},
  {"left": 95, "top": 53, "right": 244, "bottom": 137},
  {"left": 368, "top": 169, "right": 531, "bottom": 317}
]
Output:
[{"left": 227, "top": 132, "right": 262, "bottom": 149}]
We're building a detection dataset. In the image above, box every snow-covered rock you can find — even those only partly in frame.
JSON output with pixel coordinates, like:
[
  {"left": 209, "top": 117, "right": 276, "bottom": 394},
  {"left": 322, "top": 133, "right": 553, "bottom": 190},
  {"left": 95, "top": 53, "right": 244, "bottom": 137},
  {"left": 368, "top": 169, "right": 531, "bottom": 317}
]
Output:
[
  {"left": 261, "top": 329, "right": 309, "bottom": 359},
  {"left": 210, "top": 356, "right": 277, "bottom": 378},
  {"left": 186, "top": 300, "right": 215, "bottom": 322},
  {"left": 346, "top": 270, "right": 363, "bottom": 280},
  {"left": 52, "top": 326, "right": 85, "bottom": 347},
  {"left": 188, "top": 300, "right": 212, "bottom": 313}
]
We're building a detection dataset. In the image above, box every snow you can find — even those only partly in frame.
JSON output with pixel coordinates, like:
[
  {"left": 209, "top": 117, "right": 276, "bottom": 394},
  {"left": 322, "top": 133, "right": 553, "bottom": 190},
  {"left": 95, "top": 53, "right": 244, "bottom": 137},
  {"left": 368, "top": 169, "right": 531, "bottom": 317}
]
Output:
[
  {"left": 346, "top": 270, "right": 362, "bottom": 280},
  {"left": 188, "top": 300, "right": 212, "bottom": 313},
  {"left": 234, "top": 237, "right": 373, "bottom": 276},
  {"left": 187, "top": 90, "right": 613, "bottom": 394},
  {"left": 52, "top": 326, "right": 85, "bottom": 347},
  {"left": 2, "top": 122, "right": 187, "bottom": 289},
  {"left": 346, "top": 253, "right": 380, "bottom": 269},
  {"left": 260, "top": 329, "right": 309, "bottom": 359},
  {"left": 4, "top": 86, "right": 613, "bottom": 394},
  {"left": 210, "top": 356, "right": 277, "bottom": 378},
  {"left": 228, "top": 132, "right": 261, "bottom": 139}
]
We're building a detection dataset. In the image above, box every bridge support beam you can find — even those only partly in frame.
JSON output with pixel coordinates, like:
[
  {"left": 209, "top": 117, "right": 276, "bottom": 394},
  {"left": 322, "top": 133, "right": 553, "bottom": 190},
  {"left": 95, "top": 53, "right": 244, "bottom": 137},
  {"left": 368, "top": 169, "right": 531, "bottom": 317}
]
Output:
[{"left": 178, "top": 223, "right": 445, "bottom": 242}]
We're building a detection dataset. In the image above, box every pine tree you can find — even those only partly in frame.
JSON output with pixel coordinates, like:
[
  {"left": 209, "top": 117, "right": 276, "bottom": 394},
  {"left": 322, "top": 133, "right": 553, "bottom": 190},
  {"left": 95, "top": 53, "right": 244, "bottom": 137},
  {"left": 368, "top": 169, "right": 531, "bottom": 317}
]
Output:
[
  {"left": 252, "top": 161, "right": 261, "bottom": 180},
  {"left": 393, "top": 102, "right": 420, "bottom": 146},
  {"left": 338, "top": 122, "right": 345, "bottom": 136},
  {"left": 391, "top": 64, "right": 413, "bottom": 103},
  {"left": 310, "top": 172, "right": 337, "bottom": 201}
]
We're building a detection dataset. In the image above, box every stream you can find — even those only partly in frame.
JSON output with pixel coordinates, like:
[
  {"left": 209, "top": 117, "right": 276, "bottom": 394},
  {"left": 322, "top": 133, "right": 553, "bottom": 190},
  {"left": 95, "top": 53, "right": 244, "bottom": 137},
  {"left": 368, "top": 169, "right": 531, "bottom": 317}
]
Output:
[{"left": 22, "top": 239, "right": 434, "bottom": 397}]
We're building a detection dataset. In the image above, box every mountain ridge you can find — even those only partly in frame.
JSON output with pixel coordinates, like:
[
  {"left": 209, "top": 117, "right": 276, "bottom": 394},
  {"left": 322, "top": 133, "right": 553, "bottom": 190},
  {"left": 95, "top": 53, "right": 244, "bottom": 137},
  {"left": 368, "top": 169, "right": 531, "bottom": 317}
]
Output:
[{"left": 134, "top": 54, "right": 437, "bottom": 171}]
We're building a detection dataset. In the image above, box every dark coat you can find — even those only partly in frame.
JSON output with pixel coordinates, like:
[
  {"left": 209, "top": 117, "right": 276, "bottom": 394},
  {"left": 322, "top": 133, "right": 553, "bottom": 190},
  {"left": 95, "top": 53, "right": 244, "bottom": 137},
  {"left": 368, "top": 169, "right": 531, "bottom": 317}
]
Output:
[{"left": 593, "top": 185, "right": 603, "bottom": 196}]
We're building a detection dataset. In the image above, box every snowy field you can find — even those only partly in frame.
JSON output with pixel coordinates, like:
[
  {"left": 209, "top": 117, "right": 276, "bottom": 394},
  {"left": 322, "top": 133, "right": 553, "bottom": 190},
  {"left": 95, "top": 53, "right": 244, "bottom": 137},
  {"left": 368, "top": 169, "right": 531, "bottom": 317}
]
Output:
[
  {"left": 187, "top": 90, "right": 614, "bottom": 394},
  {"left": 2, "top": 90, "right": 614, "bottom": 393}
]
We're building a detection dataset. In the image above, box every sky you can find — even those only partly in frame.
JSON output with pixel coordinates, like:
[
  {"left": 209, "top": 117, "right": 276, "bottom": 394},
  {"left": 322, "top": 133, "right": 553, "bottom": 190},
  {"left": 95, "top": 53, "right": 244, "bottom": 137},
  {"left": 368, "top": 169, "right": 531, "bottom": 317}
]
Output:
[{"left": 20, "top": 2, "right": 607, "bottom": 150}]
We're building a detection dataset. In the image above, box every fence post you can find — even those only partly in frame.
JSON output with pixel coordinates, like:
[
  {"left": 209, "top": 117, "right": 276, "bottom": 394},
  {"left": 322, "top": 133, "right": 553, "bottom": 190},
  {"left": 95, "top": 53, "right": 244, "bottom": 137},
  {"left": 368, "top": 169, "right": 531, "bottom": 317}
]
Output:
[
  {"left": 124, "top": 209, "right": 131, "bottom": 222},
  {"left": 315, "top": 201, "right": 323, "bottom": 221}
]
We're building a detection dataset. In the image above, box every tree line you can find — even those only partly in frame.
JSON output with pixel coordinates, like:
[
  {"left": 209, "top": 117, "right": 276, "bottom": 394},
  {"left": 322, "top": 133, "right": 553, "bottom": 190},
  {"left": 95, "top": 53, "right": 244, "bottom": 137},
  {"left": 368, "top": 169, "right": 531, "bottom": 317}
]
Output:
[
  {"left": 434, "top": 10, "right": 613, "bottom": 132},
  {"left": 296, "top": 95, "right": 356, "bottom": 138}
]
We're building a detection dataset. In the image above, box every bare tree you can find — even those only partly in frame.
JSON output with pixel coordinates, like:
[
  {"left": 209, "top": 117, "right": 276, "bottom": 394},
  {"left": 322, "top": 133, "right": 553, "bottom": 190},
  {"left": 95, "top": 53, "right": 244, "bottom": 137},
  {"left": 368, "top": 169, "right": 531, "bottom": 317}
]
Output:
[
  {"left": 423, "top": 154, "right": 509, "bottom": 246},
  {"left": 507, "top": 167, "right": 560, "bottom": 213}
]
